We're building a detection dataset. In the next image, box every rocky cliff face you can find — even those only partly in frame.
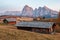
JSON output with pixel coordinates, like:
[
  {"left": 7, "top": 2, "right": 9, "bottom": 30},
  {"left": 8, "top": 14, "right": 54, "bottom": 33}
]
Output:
[
  {"left": 21, "top": 5, "right": 58, "bottom": 18},
  {"left": 22, "top": 5, "right": 33, "bottom": 17},
  {"left": 3, "top": 5, "right": 58, "bottom": 18}
]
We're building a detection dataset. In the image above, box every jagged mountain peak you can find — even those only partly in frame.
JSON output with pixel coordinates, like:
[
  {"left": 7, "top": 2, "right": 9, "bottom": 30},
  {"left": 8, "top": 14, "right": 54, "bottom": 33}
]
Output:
[
  {"left": 34, "top": 8, "right": 38, "bottom": 10},
  {"left": 24, "top": 5, "right": 29, "bottom": 7},
  {"left": 38, "top": 7, "right": 41, "bottom": 9},
  {"left": 21, "top": 5, "right": 58, "bottom": 18},
  {"left": 23, "top": 5, "right": 33, "bottom": 11},
  {"left": 24, "top": 5, "right": 30, "bottom": 8},
  {"left": 2, "top": 5, "right": 58, "bottom": 18},
  {"left": 43, "top": 6, "right": 48, "bottom": 8},
  {"left": 42, "top": 6, "right": 50, "bottom": 10},
  {"left": 22, "top": 5, "right": 33, "bottom": 17}
]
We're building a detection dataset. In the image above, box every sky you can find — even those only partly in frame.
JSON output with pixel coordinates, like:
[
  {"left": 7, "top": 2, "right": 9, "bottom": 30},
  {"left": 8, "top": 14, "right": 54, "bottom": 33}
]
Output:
[{"left": 0, "top": 0, "right": 60, "bottom": 12}]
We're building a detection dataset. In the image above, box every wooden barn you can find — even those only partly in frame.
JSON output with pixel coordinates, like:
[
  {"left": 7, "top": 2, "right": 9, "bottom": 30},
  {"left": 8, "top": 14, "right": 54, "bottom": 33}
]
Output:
[
  {"left": 15, "top": 21, "right": 56, "bottom": 34},
  {"left": 3, "top": 18, "right": 16, "bottom": 25}
]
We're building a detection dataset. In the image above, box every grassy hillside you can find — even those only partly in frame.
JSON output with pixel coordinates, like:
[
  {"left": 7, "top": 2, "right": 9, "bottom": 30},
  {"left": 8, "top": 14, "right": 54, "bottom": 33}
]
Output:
[
  {"left": 0, "top": 23, "right": 60, "bottom": 40},
  {"left": 0, "top": 28, "right": 60, "bottom": 40}
]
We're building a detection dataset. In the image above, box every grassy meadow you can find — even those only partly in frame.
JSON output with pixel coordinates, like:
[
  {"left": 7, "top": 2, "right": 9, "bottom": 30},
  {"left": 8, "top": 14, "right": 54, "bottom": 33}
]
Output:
[{"left": 0, "top": 23, "right": 60, "bottom": 40}]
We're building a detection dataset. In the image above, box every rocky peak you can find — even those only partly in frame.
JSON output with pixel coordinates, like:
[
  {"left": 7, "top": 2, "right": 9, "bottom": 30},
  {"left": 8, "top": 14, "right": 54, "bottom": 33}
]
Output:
[
  {"left": 22, "top": 5, "right": 33, "bottom": 17},
  {"left": 23, "top": 5, "right": 33, "bottom": 11}
]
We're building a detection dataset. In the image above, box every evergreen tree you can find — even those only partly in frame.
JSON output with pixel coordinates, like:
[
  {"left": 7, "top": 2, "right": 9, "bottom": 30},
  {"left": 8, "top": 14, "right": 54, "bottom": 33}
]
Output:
[{"left": 3, "top": 19, "right": 8, "bottom": 24}]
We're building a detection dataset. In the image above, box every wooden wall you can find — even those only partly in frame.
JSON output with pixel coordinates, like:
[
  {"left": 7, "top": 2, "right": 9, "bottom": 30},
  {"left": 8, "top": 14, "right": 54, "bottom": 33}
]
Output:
[{"left": 8, "top": 21, "right": 16, "bottom": 25}]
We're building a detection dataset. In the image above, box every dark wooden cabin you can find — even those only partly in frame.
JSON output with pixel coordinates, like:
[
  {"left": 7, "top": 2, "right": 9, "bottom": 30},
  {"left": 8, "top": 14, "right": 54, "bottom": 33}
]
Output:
[
  {"left": 15, "top": 21, "right": 56, "bottom": 34},
  {"left": 3, "top": 18, "right": 16, "bottom": 25}
]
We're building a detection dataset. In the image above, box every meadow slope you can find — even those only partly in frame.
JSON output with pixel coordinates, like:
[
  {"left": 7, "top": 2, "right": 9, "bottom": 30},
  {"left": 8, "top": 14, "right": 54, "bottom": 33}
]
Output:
[{"left": 0, "top": 24, "right": 60, "bottom": 40}]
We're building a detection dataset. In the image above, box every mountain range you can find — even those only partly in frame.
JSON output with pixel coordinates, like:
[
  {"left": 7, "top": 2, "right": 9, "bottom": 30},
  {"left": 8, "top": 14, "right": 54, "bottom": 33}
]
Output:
[
  {"left": 1, "top": 5, "right": 58, "bottom": 18},
  {"left": 21, "top": 5, "right": 58, "bottom": 18}
]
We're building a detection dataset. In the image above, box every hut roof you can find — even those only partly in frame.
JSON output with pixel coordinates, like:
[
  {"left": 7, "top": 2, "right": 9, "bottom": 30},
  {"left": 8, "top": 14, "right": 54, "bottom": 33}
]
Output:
[
  {"left": 6, "top": 18, "right": 16, "bottom": 22},
  {"left": 15, "top": 21, "right": 54, "bottom": 28}
]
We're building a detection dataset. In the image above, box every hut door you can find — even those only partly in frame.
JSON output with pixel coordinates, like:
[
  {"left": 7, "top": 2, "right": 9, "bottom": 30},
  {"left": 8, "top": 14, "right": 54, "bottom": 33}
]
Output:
[{"left": 52, "top": 23, "right": 56, "bottom": 32}]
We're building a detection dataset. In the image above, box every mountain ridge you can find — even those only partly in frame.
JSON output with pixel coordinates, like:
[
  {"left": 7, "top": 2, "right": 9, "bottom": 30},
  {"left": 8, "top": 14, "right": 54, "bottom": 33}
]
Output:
[
  {"left": 1, "top": 5, "right": 58, "bottom": 18},
  {"left": 21, "top": 5, "right": 58, "bottom": 18}
]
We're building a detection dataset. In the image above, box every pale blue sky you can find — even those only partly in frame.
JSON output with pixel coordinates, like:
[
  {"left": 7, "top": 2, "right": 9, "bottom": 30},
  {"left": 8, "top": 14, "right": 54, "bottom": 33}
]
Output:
[{"left": 0, "top": 0, "right": 60, "bottom": 11}]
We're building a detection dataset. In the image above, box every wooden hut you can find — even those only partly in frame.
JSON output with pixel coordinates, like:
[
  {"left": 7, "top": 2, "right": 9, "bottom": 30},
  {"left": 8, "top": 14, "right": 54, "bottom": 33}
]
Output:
[
  {"left": 3, "top": 18, "right": 16, "bottom": 25},
  {"left": 15, "top": 21, "right": 56, "bottom": 34}
]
